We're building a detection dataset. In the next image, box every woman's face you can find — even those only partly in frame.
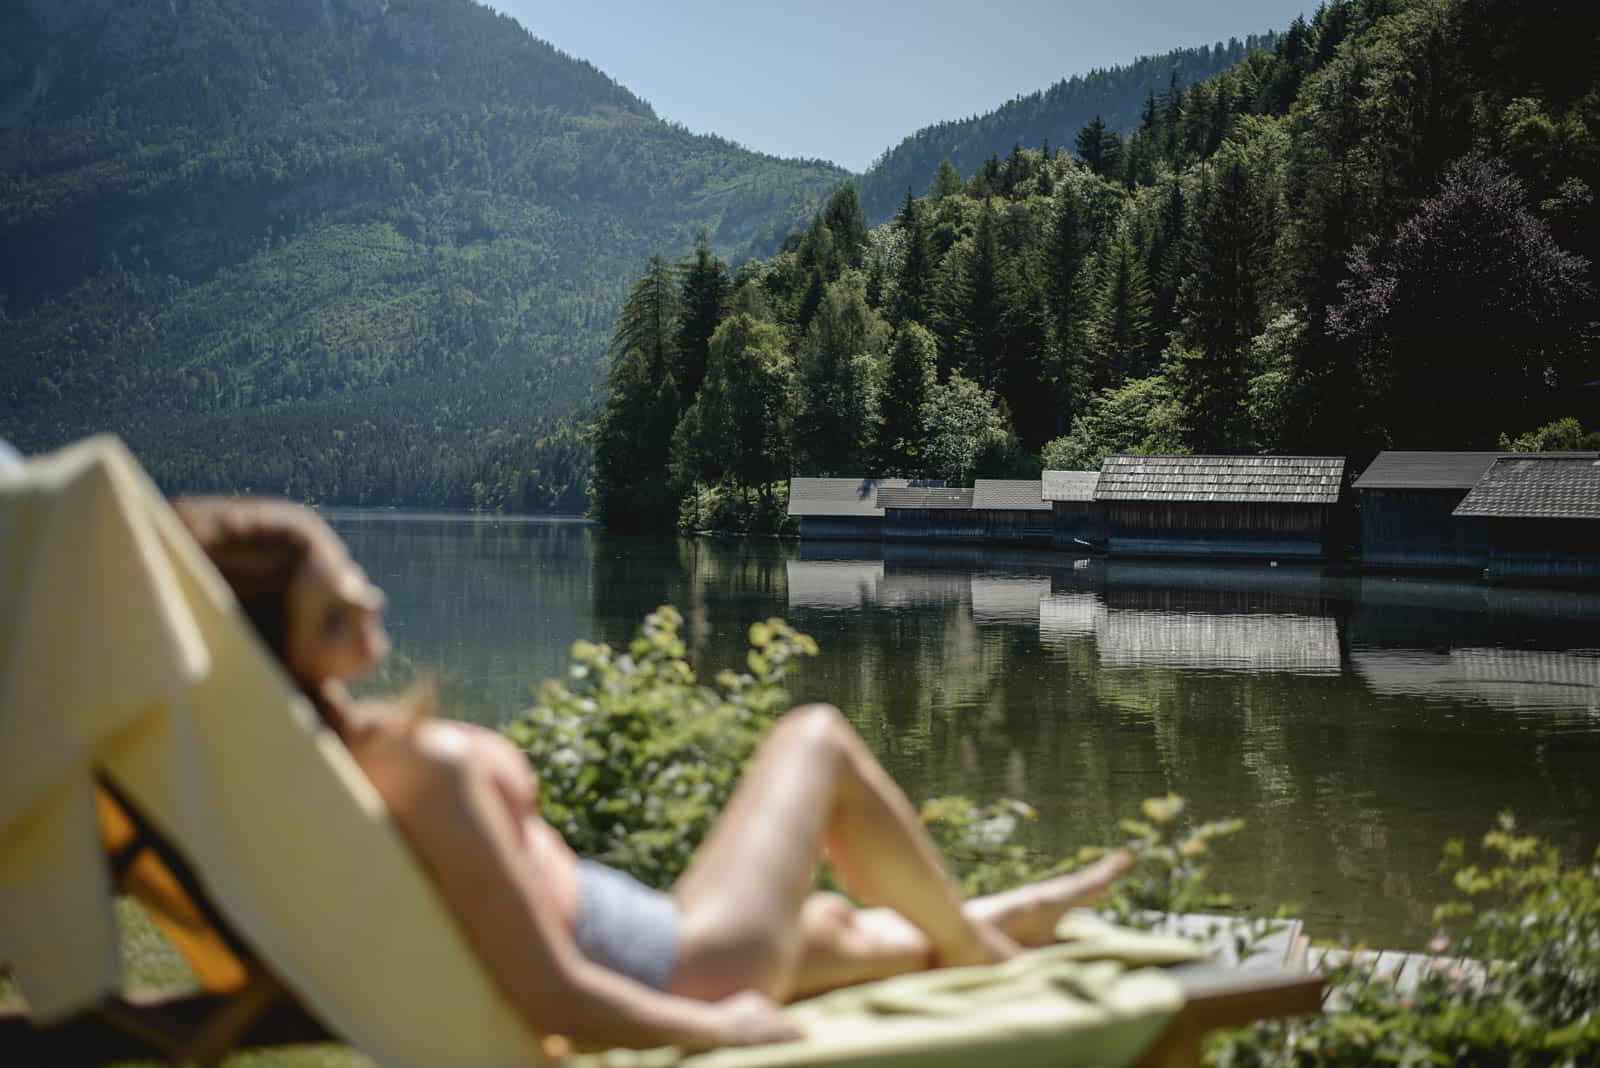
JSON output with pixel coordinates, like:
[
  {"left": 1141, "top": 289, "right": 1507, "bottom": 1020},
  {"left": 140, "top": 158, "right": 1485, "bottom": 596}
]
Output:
[{"left": 283, "top": 527, "right": 390, "bottom": 687}]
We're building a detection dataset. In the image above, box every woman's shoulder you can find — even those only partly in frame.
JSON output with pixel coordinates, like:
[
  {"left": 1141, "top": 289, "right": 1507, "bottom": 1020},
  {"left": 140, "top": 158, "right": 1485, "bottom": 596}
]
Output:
[{"left": 344, "top": 710, "right": 532, "bottom": 801}]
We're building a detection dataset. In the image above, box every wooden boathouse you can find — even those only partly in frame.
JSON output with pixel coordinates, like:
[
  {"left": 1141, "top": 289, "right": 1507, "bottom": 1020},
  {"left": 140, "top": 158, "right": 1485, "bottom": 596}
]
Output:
[
  {"left": 970, "top": 479, "right": 1052, "bottom": 546},
  {"left": 1454, "top": 455, "right": 1600, "bottom": 584},
  {"left": 1353, "top": 452, "right": 1505, "bottom": 569},
  {"left": 1042, "top": 470, "right": 1103, "bottom": 550},
  {"left": 1095, "top": 455, "right": 1347, "bottom": 559},
  {"left": 786, "top": 477, "right": 914, "bottom": 539},
  {"left": 877, "top": 486, "right": 977, "bottom": 541}
]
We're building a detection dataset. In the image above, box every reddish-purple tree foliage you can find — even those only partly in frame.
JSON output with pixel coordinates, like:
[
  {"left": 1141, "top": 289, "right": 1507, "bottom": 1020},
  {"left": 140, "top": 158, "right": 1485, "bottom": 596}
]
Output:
[{"left": 1329, "top": 155, "right": 1593, "bottom": 449}]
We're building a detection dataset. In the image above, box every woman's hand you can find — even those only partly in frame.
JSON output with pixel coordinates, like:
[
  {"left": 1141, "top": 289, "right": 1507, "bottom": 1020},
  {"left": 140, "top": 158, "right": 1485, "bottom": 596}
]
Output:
[{"left": 710, "top": 991, "right": 804, "bottom": 1048}]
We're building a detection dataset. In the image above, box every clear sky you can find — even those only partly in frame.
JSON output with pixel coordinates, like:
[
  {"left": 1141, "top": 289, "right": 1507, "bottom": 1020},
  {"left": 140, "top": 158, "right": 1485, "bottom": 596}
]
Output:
[{"left": 486, "top": 1, "right": 1313, "bottom": 173}]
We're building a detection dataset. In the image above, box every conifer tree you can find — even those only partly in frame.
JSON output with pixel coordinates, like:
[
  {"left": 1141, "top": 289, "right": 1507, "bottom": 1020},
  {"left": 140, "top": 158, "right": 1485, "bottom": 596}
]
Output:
[
  {"left": 1075, "top": 116, "right": 1124, "bottom": 180},
  {"left": 1173, "top": 152, "right": 1274, "bottom": 453},
  {"left": 1089, "top": 222, "right": 1157, "bottom": 388},
  {"left": 672, "top": 235, "right": 730, "bottom": 400},
  {"left": 892, "top": 191, "right": 933, "bottom": 326},
  {"left": 822, "top": 185, "right": 870, "bottom": 271},
  {"left": 1046, "top": 184, "right": 1097, "bottom": 436},
  {"left": 995, "top": 200, "right": 1055, "bottom": 451},
  {"left": 930, "top": 159, "right": 964, "bottom": 200},
  {"left": 1147, "top": 175, "right": 1190, "bottom": 341},
  {"left": 878, "top": 323, "right": 937, "bottom": 475},
  {"left": 590, "top": 257, "right": 683, "bottom": 528},
  {"left": 610, "top": 255, "right": 681, "bottom": 383},
  {"left": 794, "top": 274, "right": 886, "bottom": 475},
  {"left": 935, "top": 199, "right": 1006, "bottom": 383}
]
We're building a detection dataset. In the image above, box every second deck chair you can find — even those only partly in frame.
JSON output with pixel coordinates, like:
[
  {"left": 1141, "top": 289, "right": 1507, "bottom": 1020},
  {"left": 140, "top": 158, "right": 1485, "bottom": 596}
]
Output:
[{"left": 0, "top": 436, "right": 1321, "bottom": 1068}]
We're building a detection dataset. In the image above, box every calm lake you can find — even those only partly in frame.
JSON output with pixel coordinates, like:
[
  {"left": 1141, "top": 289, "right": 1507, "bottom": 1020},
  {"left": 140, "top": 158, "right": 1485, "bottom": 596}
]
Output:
[{"left": 328, "top": 510, "right": 1600, "bottom": 952}]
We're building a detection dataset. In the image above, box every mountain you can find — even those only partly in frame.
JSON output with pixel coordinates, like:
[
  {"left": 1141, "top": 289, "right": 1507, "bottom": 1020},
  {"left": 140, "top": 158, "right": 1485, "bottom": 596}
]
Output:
[
  {"left": 0, "top": 0, "right": 848, "bottom": 510},
  {"left": 856, "top": 33, "right": 1278, "bottom": 222}
]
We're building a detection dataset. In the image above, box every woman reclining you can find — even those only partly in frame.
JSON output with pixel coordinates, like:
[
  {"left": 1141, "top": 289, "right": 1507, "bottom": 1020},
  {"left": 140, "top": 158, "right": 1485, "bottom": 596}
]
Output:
[{"left": 175, "top": 496, "right": 1131, "bottom": 1053}]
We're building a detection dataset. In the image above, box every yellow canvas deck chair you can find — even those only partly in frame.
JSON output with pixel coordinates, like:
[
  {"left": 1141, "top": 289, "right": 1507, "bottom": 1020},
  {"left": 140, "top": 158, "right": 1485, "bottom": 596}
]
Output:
[
  {"left": 0, "top": 437, "right": 1320, "bottom": 1068},
  {"left": 0, "top": 436, "right": 545, "bottom": 1067}
]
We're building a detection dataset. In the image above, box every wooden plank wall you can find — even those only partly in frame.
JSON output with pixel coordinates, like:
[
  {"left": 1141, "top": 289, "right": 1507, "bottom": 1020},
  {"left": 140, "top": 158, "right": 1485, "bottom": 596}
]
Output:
[
  {"left": 883, "top": 509, "right": 985, "bottom": 541},
  {"left": 798, "top": 516, "right": 884, "bottom": 540},
  {"left": 1360, "top": 489, "right": 1488, "bottom": 569},
  {"left": 1486, "top": 518, "right": 1600, "bottom": 582},
  {"left": 1105, "top": 501, "right": 1333, "bottom": 558},
  {"left": 1052, "top": 502, "right": 1106, "bottom": 548},
  {"left": 975, "top": 509, "right": 1053, "bottom": 546}
]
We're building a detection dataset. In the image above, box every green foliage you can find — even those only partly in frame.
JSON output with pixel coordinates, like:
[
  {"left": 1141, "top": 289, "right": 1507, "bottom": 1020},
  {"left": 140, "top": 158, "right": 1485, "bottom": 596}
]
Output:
[
  {"left": 877, "top": 323, "right": 938, "bottom": 475},
  {"left": 1102, "top": 794, "right": 1245, "bottom": 922},
  {"left": 502, "top": 607, "right": 818, "bottom": 887},
  {"left": 920, "top": 797, "right": 1051, "bottom": 897},
  {"left": 676, "top": 482, "right": 794, "bottom": 536},
  {"left": 919, "top": 374, "right": 1021, "bottom": 485},
  {"left": 1042, "top": 373, "right": 1185, "bottom": 471},
  {"left": 858, "top": 35, "right": 1279, "bottom": 221},
  {"left": 1216, "top": 815, "right": 1600, "bottom": 1067},
  {"left": 794, "top": 273, "right": 887, "bottom": 476},
  {"left": 670, "top": 313, "right": 794, "bottom": 520},
  {"left": 1498, "top": 417, "right": 1600, "bottom": 452}
]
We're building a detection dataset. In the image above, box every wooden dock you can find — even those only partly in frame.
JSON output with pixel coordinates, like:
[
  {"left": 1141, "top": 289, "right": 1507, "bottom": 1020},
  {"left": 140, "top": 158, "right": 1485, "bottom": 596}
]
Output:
[{"left": 1145, "top": 912, "right": 1489, "bottom": 1012}]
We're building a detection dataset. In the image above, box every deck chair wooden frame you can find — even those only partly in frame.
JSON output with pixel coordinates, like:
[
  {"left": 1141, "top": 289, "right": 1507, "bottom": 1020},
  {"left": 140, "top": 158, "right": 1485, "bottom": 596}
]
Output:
[
  {"left": 1, "top": 779, "right": 334, "bottom": 1067},
  {"left": 2, "top": 785, "right": 1321, "bottom": 1068}
]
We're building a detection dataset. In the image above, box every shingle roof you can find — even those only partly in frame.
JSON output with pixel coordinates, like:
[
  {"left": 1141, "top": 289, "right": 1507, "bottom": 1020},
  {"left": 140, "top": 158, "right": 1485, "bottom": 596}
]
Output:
[
  {"left": 970, "top": 479, "right": 1049, "bottom": 511},
  {"left": 1352, "top": 452, "right": 1505, "bottom": 490},
  {"left": 787, "top": 477, "right": 910, "bottom": 517},
  {"left": 877, "top": 487, "right": 975, "bottom": 510},
  {"left": 1354, "top": 451, "right": 1600, "bottom": 490},
  {"left": 1094, "top": 456, "right": 1345, "bottom": 504},
  {"left": 1042, "top": 470, "right": 1101, "bottom": 502},
  {"left": 1453, "top": 456, "right": 1600, "bottom": 519}
]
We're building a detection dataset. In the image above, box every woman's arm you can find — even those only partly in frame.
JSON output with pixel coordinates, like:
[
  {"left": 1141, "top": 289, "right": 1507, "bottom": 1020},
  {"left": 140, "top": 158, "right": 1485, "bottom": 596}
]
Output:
[{"left": 361, "top": 722, "right": 797, "bottom": 1051}]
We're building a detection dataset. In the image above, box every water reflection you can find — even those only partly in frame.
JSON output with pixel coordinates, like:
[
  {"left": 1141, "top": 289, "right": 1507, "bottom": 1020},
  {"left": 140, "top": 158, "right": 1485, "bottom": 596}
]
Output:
[
  {"left": 1354, "top": 649, "right": 1600, "bottom": 720},
  {"left": 331, "top": 514, "right": 1600, "bottom": 955}
]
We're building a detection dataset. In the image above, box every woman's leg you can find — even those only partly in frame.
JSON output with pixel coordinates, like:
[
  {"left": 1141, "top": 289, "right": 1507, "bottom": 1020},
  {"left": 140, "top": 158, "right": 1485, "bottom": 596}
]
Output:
[
  {"left": 667, "top": 703, "right": 1016, "bottom": 1001},
  {"left": 782, "top": 849, "right": 1134, "bottom": 999}
]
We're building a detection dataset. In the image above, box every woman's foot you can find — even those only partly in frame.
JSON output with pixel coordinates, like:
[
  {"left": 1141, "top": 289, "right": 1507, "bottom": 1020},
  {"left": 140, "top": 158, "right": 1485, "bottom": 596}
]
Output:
[{"left": 965, "top": 850, "right": 1135, "bottom": 948}]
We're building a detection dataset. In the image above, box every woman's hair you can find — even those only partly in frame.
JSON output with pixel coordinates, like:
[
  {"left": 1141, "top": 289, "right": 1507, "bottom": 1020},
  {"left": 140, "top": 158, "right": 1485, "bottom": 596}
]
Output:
[
  {"left": 172, "top": 498, "right": 305, "bottom": 659},
  {"left": 174, "top": 496, "right": 432, "bottom": 731}
]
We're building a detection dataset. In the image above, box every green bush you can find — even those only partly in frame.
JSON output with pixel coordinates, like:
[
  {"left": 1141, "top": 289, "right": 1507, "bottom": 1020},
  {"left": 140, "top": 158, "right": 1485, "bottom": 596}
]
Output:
[
  {"left": 1215, "top": 814, "right": 1600, "bottom": 1067},
  {"left": 502, "top": 607, "right": 815, "bottom": 886},
  {"left": 676, "top": 482, "right": 795, "bottom": 535}
]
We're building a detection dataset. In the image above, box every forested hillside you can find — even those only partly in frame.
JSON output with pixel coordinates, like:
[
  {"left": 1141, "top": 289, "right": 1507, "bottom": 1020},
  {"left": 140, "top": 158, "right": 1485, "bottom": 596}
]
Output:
[
  {"left": 857, "top": 32, "right": 1279, "bottom": 222},
  {"left": 596, "top": 0, "right": 1599, "bottom": 532},
  {"left": 0, "top": 0, "right": 848, "bottom": 509}
]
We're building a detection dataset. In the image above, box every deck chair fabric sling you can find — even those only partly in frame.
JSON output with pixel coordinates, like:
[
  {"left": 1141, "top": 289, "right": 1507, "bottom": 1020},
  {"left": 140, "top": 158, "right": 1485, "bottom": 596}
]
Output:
[
  {"left": 0, "top": 436, "right": 543, "bottom": 1067},
  {"left": 0, "top": 435, "right": 1321, "bottom": 1067}
]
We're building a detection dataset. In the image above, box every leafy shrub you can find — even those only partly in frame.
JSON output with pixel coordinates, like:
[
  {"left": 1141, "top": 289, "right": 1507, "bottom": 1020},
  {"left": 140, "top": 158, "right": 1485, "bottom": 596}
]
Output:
[
  {"left": 1103, "top": 793, "right": 1246, "bottom": 923},
  {"left": 502, "top": 607, "right": 815, "bottom": 887},
  {"left": 1215, "top": 814, "right": 1600, "bottom": 1067},
  {"left": 676, "top": 482, "right": 794, "bottom": 535}
]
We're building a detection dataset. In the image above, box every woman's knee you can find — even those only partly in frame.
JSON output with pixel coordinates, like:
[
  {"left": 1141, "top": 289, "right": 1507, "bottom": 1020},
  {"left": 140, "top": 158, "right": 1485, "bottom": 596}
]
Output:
[{"left": 772, "top": 704, "right": 856, "bottom": 762}]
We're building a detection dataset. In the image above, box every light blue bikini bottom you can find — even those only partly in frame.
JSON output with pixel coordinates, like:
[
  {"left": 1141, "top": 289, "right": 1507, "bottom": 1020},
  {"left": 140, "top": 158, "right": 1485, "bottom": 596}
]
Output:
[{"left": 573, "top": 860, "right": 681, "bottom": 990}]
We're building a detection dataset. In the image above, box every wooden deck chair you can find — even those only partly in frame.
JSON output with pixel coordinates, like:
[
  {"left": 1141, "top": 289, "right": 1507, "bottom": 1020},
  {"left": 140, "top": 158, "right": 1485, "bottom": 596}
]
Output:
[
  {"left": 0, "top": 778, "right": 334, "bottom": 1067},
  {"left": 3, "top": 786, "right": 1323, "bottom": 1068},
  {"left": 0, "top": 437, "right": 1322, "bottom": 1067}
]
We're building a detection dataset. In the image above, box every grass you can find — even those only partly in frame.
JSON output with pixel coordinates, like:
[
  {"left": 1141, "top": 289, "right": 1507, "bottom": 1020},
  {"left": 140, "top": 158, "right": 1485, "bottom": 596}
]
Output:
[{"left": 2, "top": 902, "right": 374, "bottom": 1068}]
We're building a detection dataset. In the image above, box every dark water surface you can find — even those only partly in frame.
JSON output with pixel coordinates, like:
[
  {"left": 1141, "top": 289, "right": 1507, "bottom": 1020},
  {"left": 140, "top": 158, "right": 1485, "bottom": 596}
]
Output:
[{"left": 328, "top": 511, "right": 1600, "bottom": 951}]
